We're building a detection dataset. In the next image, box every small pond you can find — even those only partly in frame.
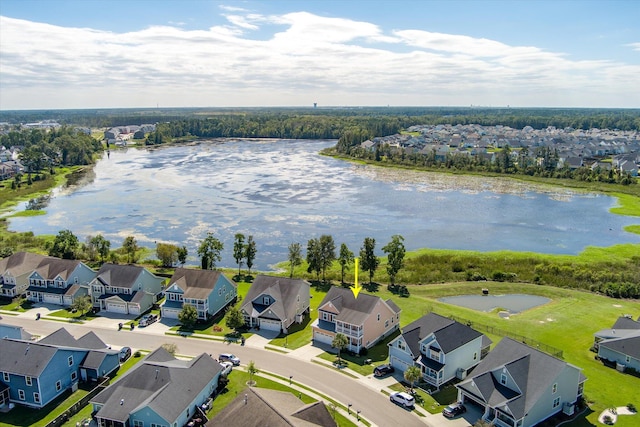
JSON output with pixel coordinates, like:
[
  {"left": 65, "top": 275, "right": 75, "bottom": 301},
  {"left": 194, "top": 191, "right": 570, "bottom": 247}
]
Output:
[{"left": 438, "top": 294, "right": 551, "bottom": 313}]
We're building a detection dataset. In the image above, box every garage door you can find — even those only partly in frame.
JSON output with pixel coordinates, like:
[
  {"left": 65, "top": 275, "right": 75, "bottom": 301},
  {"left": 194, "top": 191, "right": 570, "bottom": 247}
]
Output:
[
  {"left": 44, "top": 294, "right": 62, "bottom": 305},
  {"left": 390, "top": 356, "right": 411, "bottom": 372},
  {"left": 107, "top": 303, "right": 127, "bottom": 314},
  {"left": 260, "top": 319, "right": 281, "bottom": 332},
  {"left": 162, "top": 307, "right": 180, "bottom": 319},
  {"left": 314, "top": 330, "right": 334, "bottom": 345}
]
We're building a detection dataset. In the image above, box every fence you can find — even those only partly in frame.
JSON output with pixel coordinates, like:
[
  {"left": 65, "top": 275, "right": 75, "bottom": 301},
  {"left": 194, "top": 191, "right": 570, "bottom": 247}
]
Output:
[
  {"left": 45, "top": 378, "right": 110, "bottom": 427},
  {"left": 444, "top": 313, "right": 564, "bottom": 359}
]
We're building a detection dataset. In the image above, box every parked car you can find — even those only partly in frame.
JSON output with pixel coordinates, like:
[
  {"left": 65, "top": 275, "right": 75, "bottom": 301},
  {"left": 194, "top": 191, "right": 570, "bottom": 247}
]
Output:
[
  {"left": 119, "top": 346, "right": 131, "bottom": 362},
  {"left": 219, "top": 353, "right": 241, "bottom": 366},
  {"left": 389, "top": 391, "right": 415, "bottom": 408},
  {"left": 219, "top": 361, "right": 233, "bottom": 376},
  {"left": 373, "top": 364, "right": 395, "bottom": 377},
  {"left": 442, "top": 402, "right": 466, "bottom": 418},
  {"left": 138, "top": 313, "right": 158, "bottom": 327}
]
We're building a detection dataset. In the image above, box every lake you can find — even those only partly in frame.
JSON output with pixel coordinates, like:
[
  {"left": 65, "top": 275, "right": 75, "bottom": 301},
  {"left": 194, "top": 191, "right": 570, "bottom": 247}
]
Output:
[{"left": 6, "top": 139, "right": 640, "bottom": 270}]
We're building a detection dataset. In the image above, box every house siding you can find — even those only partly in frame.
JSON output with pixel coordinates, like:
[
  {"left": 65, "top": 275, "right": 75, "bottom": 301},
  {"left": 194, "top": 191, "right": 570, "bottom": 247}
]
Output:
[
  {"left": 209, "top": 274, "right": 237, "bottom": 318},
  {"left": 361, "top": 300, "right": 398, "bottom": 349},
  {"left": 522, "top": 367, "right": 583, "bottom": 427},
  {"left": 442, "top": 336, "right": 484, "bottom": 382},
  {"left": 33, "top": 348, "right": 85, "bottom": 407},
  {"left": 598, "top": 346, "right": 640, "bottom": 371},
  {"left": 388, "top": 336, "right": 415, "bottom": 372}
]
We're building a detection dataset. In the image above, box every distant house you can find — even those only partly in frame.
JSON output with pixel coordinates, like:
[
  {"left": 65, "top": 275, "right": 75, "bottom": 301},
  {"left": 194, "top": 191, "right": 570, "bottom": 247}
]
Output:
[
  {"left": 240, "top": 275, "right": 310, "bottom": 333},
  {"left": 0, "top": 320, "right": 33, "bottom": 341},
  {"left": 594, "top": 315, "right": 640, "bottom": 373},
  {"left": 91, "top": 347, "right": 222, "bottom": 427},
  {"left": 0, "top": 327, "right": 118, "bottom": 408},
  {"left": 161, "top": 268, "right": 237, "bottom": 321},
  {"left": 25, "top": 258, "right": 95, "bottom": 307},
  {"left": 456, "top": 338, "right": 586, "bottom": 427},
  {"left": 312, "top": 286, "right": 401, "bottom": 354},
  {"left": 89, "top": 263, "right": 164, "bottom": 315},
  {"left": 209, "top": 386, "right": 337, "bottom": 427},
  {"left": 0, "top": 252, "right": 49, "bottom": 298},
  {"left": 388, "top": 313, "right": 491, "bottom": 388}
]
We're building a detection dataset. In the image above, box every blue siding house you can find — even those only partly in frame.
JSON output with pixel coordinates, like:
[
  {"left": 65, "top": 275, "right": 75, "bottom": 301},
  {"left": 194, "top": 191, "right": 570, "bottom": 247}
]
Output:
[
  {"left": 91, "top": 347, "right": 222, "bottom": 427},
  {"left": 0, "top": 328, "right": 118, "bottom": 408},
  {"left": 161, "top": 268, "right": 237, "bottom": 321},
  {"left": 26, "top": 258, "right": 95, "bottom": 307}
]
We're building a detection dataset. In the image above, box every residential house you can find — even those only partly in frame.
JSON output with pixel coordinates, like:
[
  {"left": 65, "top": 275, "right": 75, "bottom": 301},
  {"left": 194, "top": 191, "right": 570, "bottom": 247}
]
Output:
[
  {"left": 209, "top": 386, "right": 337, "bottom": 427},
  {"left": 25, "top": 257, "right": 95, "bottom": 307},
  {"left": 312, "top": 286, "right": 401, "bottom": 354},
  {"left": 594, "top": 315, "right": 640, "bottom": 372},
  {"left": 0, "top": 252, "right": 49, "bottom": 298},
  {"left": 161, "top": 268, "right": 237, "bottom": 321},
  {"left": 456, "top": 338, "right": 586, "bottom": 427},
  {"left": 89, "top": 263, "right": 164, "bottom": 315},
  {"left": 91, "top": 347, "right": 222, "bottom": 427},
  {"left": 0, "top": 327, "right": 118, "bottom": 409},
  {"left": 0, "top": 319, "right": 33, "bottom": 341},
  {"left": 240, "top": 275, "right": 310, "bottom": 333},
  {"left": 387, "top": 313, "right": 491, "bottom": 388}
]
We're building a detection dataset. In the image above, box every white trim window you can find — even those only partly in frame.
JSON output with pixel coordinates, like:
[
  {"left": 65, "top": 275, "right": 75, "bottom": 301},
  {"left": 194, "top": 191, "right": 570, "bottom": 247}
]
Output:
[
  {"left": 553, "top": 397, "right": 560, "bottom": 409},
  {"left": 500, "top": 374, "right": 507, "bottom": 385},
  {"left": 33, "top": 392, "right": 40, "bottom": 404},
  {"left": 56, "top": 380, "right": 62, "bottom": 391},
  {"left": 18, "top": 389, "right": 25, "bottom": 400},
  {"left": 133, "top": 421, "right": 144, "bottom": 427},
  {"left": 26, "top": 376, "right": 32, "bottom": 386},
  {"left": 2, "top": 372, "right": 9, "bottom": 382}
]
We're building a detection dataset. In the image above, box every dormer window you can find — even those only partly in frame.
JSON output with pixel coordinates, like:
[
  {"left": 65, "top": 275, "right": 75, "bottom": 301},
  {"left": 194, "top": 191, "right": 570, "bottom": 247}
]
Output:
[
  {"left": 263, "top": 296, "right": 270, "bottom": 305},
  {"left": 500, "top": 374, "right": 507, "bottom": 385}
]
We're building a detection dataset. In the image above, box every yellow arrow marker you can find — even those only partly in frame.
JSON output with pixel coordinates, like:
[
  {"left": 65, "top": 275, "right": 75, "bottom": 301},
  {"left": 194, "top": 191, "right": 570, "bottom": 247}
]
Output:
[{"left": 351, "top": 258, "right": 362, "bottom": 299}]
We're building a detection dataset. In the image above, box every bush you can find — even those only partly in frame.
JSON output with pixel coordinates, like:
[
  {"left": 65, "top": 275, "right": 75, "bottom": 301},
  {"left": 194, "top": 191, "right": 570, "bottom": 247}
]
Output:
[{"left": 466, "top": 272, "right": 487, "bottom": 281}]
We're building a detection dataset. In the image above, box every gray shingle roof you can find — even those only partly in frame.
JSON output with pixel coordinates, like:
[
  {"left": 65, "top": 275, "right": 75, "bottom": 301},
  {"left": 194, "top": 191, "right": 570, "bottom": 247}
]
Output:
[
  {"left": 0, "top": 251, "right": 49, "bottom": 278},
  {"left": 0, "top": 339, "right": 57, "bottom": 376},
  {"left": 599, "top": 333, "right": 640, "bottom": 359},
  {"left": 92, "top": 347, "right": 222, "bottom": 424},
  {"left": 612, "top": 316, "right": 640, "bottom": 330},
  {"left": 94, "top": 263, "right": 144, "bottom": 289},
  {"left": 33, "top": 258, "right": 83, "bottom": 281},
  {"left": 400, "top": 313, "right": 485, "bottom": 357},
  {"left": 240, "top": 275, "right": 309, "bottom": 324},
  {"left": 457, "top": 338, "right": 579, "bottom": 419}
]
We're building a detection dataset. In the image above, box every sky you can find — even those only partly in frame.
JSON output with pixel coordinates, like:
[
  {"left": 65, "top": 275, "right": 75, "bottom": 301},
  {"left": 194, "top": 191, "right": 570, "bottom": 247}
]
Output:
[{"left": 0, "top": 0, "right": 639, "bottom": 110}]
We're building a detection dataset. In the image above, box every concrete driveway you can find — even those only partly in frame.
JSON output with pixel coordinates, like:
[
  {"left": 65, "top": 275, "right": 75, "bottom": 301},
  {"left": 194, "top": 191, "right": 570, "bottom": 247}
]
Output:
[{"left": 428, "top": 403, "right": 484, "bottom": 427}]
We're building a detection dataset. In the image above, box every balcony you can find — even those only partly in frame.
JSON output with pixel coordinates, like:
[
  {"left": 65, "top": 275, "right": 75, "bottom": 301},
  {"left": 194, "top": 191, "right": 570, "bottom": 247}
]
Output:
[{"left": 336, "top": 324, "right": 363, "bottom": 337}]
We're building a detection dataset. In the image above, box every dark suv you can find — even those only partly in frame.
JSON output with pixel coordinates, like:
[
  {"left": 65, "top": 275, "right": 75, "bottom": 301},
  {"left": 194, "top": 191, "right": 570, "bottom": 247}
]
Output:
[
  {"left": 442, "top": 402, "right": 466, "bottom": 418},
  {"left": 373, "top": 364, "right": 395, "bottom": 377}
]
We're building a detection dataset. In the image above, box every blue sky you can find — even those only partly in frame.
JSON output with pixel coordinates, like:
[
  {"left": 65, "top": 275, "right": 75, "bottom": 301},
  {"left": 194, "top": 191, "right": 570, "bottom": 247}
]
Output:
[{"left": 1, "top": 0, "right": 638, "bottom": 109}]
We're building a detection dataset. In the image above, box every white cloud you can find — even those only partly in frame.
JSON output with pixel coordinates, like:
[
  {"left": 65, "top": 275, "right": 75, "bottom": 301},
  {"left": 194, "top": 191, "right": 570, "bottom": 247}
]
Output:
[
  {"left": 0, "top": 10, "right": 638, "bottom": 109},
  {"left": 627, "top": 42, "right": 640, "bottom": 51}
]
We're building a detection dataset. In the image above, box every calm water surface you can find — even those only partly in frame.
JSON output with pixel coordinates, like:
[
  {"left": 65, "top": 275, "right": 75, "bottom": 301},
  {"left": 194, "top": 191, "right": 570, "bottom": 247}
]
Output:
[
  {"left": 438, "top": 294, "right": 551, "bottom": 313},
  {"left": 7, "top": 139, "right": 640, "bottom": 270}
]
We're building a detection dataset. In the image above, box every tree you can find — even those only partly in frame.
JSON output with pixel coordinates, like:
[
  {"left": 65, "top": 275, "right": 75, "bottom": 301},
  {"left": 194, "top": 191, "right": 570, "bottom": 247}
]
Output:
[
  {"left": 225, "top": 305, "right": 245, "bottom": 331},
  {"left": 359, "top": 237, "right": 379, "bottom": 285},
  {"left": 70, "top": 295, "right": 92, "bottom": 317},
  {"left": 247, "top": 360, "right": 259, "bottom": 386},
  {"left": 198, "top": 232, "right": 223, "bottom": 270},
  {"left": 122, "top": 236, "right": 139, "bottom": 264},
  {"left": 319, "top": 234, "right": 336, "bottom": 283},
  {"left": 338, "top": 243, "right": 354, "bottom": 285},
  {"left": 404, "top": 365, "right": 421, "bottom": 394},
  {"left": 233, "top": 233, "right": 245, "bottom": 276},
  {"left": 48, "top": 229, "right": 79, "bottom": 259},
  {"left": 161, "top": 343, "right": 177, "bottom": 356},
  {"left": 92, "top": 234, "right": 111, "bottom": 263},
  {"left": 288, "top": 242, "right": 302, "bottom": 278},
  {"left": 178, "top": 304, "right": 198, "bottom": 329},
  {"left": 156, "top": 242, "right": 179, "bottom": 268},
  {"left": 332, "top": 333, "right": 349, "bottom": 365},
  {"left": 177, "top": 245, "right": 188, "bottom": 266},
  {"left": 85, "top": 235, "right": 98, "bottom": 261},
  {"left": 382, "top": 235, "right": 406, "bottom": 285},
  {"left": 245, "top": 235, "right": 257, "bottom": 275},
  {"left": 306, "top": 238, "right": 321, "bottom": 281}
]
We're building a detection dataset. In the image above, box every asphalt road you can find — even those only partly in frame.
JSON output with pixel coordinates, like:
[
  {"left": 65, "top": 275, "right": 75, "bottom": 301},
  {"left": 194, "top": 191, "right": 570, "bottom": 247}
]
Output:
[{"left": 1, "top": 316, "right": 429, "bottom": 427}]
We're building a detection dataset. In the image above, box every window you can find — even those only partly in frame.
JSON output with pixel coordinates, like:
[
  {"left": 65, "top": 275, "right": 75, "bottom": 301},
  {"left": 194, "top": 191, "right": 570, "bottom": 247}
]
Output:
[
  {"left": 263, "top": 296, "right": 270, "bottom": 305},
  {"left": 385, "top": 320, "right": 389, "bottom": 327},
  {"left": 68, "top": 356, "right": 73, "bottom": 366},
  {"left": 626, "top": 355, "right": 631, "bottom": 363},
  {"left": 56, "top": 380, "right": 62, "bottom": 391},
  {"left": 71, "top": 371, "right": 77, "bottom": 381},
  {"left": 552, "top": 383, "right": 557, "bottom": 394},
  {"left": 18, "top": 389, "right": 25, "bottom": 400},
  {"left": 473, "top": 352, "right": 478, "bottom": 361},
  {"left": 33, "top": 392, "right": 40, "bottom": 404},
  {"left": 500, "top": 374, "right": 507, "bottom": 385},
  {"left": 218, "top": 289, "right": 222, "bottom": 296},
  {"left": 553, "top": 397, "right": 560, "bottom": 409},
  {"left": 377, "top": 313, "right": 380, "bottom": 321},
  {"left": 133, "top": 421, "right": 144, "bottom": 427},
  {"left": 578, "top": 382, "right": 584, "bottom": 396},
  {"left": 398, "top": 340, "right": 406, "bottom": 351},
  {"left": 26, "top": 376, "right": 32, "bottom": 386},
  {"left": 3, "top": 372, "right": 9, "bottom": 382}
]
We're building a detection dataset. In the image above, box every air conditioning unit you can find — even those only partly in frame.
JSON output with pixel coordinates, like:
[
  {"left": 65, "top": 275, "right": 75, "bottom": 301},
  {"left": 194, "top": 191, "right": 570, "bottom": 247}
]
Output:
[{"left": 456, "top": 368, "right": 467, "bottom": 380}]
